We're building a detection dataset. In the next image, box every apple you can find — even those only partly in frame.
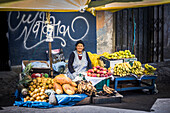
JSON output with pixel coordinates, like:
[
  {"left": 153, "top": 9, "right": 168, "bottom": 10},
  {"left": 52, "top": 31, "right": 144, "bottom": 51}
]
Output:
[
  {"left": 103, "top": 71, "right": 107, "bottom": 74},
  {"left": 107, "top": 72, "right": 112, "bottom": 76},
  {"left": 100, "top": 74, "right": 105, "bottom": 77},
  {"left": 97, "top": 74, "right": 100, "bottom": 77},
  {"left": 93, "top": 67, "right": 97, "bottom": 72},
  {"left": 88, "top": 69, "right": 94, "bottom": 73},
  {"left": 96, "top": 65, "right": 100, "bottom": 69},
  {"left": 92, "top": 73, "right": 97, "bottom": 77},
  {"left": 104, "top": 74, "right": 108, "bottom": 77},
  {"left": 87, "top": 72, "right": 92, "bottom": 77},
  {"left": 99, "top": 71, "right": 104, "bottom": 74},
  {"left": 96, "top": 70, "right": 100, "bottom": 74},
  {"left": 103, "top": 68, "right": 107, "bottom": 71},
  {"left": 100, "top": 67, "right": 104, "bottom": 71}
]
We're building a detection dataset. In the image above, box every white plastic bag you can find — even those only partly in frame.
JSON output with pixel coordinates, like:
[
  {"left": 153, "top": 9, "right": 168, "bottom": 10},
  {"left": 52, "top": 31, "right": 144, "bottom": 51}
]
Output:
[{"left": 49, "top": 92, "right": 57, "bottom": 105}]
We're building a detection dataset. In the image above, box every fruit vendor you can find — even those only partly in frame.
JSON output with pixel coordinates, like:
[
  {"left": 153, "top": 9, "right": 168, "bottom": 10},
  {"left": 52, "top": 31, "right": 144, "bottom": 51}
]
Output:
[{"left": 67, "top": 40, "right": 92, "bottom": 80}]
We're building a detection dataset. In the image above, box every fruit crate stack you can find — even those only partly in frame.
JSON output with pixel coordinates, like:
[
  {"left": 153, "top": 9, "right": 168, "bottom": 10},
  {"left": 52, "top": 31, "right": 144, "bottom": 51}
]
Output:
[{"left": 100, "top": 50, "right": 137, "bottom": 68}]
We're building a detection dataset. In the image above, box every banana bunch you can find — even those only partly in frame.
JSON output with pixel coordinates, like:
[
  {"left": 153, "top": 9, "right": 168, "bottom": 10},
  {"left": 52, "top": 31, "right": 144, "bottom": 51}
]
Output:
[
  {"left": 113, "top": 63, "right": 132, "bottom": 77},
  {"left": 103, "top": 84, "right": 116, "bottom": 94},
  {"left": 131, "top": 61, "right": 144, "bottom": 76},
  {"left": 97, "top": 85, "right": 123, "bottom": 97},
  {"left": 77, "top": 81, "right": 97, "bottom": 96},
  {"left": 104, "top": 50, "right": 135, "bottom": 60},
  {"left": 144, "top": 64, "right": 157, "bottom": 75}
]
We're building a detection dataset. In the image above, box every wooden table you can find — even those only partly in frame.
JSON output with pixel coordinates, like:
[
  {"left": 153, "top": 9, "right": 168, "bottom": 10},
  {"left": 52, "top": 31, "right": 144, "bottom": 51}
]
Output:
[{"left": 113, "top": 75, "right": 157, "bottom": 94}]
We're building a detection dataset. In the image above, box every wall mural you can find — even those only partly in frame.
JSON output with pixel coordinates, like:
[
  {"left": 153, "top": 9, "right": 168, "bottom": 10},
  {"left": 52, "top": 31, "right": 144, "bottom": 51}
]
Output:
[{"left": 8, "top": 11, "right": 96, "bottom": 65}]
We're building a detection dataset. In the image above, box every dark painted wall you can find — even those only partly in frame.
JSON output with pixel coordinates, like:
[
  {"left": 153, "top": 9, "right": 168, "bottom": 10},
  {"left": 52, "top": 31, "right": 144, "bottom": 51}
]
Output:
[
  {"left": 8, "top": 11, "right": 96, "bottom": 65},
  {"left": 0, "top": 12, "right": 10, "bottom": 70}
]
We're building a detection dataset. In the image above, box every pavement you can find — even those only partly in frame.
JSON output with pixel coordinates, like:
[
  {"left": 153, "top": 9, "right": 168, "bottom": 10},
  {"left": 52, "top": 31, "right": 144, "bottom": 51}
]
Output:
[{"left": 0, "top": 98, "right": 170, "bottom": 113}]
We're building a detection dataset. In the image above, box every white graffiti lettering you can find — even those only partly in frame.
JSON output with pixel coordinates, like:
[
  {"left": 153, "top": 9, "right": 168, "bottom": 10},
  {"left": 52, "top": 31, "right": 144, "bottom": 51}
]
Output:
[{"left": 8, "top": 11, "right": 89, "bottom": 50}]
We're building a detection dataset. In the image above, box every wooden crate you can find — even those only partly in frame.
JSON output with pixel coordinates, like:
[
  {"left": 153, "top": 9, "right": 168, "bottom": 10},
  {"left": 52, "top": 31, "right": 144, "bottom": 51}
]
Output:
[{"left": 22, "top": 60, "right": 50, "bottom": 74}]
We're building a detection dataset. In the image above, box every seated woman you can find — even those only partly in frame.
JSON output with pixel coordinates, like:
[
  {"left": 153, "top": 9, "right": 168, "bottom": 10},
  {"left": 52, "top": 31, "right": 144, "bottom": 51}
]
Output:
[{"left": 67, "top": 40, "right": 92, "bottom": 80}]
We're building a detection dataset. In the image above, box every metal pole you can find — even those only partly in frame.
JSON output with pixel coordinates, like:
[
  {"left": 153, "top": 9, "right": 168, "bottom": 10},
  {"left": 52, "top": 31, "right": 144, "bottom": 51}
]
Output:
[{"left": 46, "top": 12, "right": 53, "bottom": 77}]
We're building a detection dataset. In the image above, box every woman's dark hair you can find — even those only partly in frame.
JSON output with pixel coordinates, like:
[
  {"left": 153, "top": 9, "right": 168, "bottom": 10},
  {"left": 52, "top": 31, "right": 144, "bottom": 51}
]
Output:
[{"left": 75, "top": 40, "right": 85, "bottom": 51}]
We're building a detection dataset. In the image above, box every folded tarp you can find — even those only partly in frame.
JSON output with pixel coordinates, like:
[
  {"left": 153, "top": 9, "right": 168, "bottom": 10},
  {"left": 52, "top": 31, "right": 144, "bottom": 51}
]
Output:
[{"left": 14, "top": 92, "right": 88, "bottom": 108}]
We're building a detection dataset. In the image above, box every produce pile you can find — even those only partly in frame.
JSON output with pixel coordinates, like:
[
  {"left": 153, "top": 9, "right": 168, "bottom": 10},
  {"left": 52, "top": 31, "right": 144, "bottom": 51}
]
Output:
[
  {"left": 113, "top": 63, "right": 132, "bottom": 77},
  {"left": 23, "top": 74, "right": 78, "bottom": 102},
  {"left": 131, "top": 61, "right": 145, "bottom": 76},
  {"left": 87, "top": 66, "right": 112, "bottom": 77},
  {"left": 144, "top": 64, "right": 157, "bottom": 75},
  {"left": 113, "top": 61, "right": 157, "bottom": 77},
  {"left": 104, "top": 50, "right": 135, "bottom": 60},
  {"left": 53, "top": 74, "right": 77, "bottom": 95},
  {"left": 97, "top": 84, "right": 123, "bottom": 97},
  {"left": 76, "top": 81, "right": 122, "bottom": 97},
  {"left": 77, "top": 81, "right": 97, "bottom": 96},
  {"left": 24, "top": 77, "right": 53, "bottom": 102}
]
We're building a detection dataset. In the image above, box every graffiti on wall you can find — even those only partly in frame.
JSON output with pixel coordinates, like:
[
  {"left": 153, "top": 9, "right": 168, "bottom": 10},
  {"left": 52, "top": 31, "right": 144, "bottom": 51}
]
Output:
[{"left": 8, "top": 11, "right": 89, "bottom": 50}]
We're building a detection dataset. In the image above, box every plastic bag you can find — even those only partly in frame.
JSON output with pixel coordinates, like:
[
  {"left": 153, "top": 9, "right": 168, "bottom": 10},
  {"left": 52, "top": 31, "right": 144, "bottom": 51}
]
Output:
[{"left": 49, "top": 92, "right": 57, "bottom": 105}]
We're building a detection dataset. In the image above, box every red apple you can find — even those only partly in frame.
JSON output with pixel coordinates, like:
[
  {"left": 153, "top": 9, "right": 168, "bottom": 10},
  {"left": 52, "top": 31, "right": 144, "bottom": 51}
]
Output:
[
  {"left": 92, "top": 73, "right": 97, "bottom": 77},
  {"left": 104, "top": 74, "right": 108, "bottom": 77},
  {"left": 107, "top": 72, "right": 112, "bottom": 76},
  {"left": 87, "top": 72, "right": 92, "bottom": 77},
  {"left": 99, "top": 71, "right": 104, "bottom": 74},
  {"left": 100, "top": 74, "right": 105, "bottom": 77},
  {"left": 88, "top": 69, "right": 94, "bottom": 73},
  {"left": 96, "top": 65, "right": 100, "bottom": 69},
  {"left": 100, "top": 67, "right": 104, "bottom": 71}
]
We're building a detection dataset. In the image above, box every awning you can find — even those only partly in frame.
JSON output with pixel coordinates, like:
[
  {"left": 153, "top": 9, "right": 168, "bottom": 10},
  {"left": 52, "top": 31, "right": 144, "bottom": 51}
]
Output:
[
  {"left": 0, "top": 0, "right": 90, "bottom": 12},
  {"left": 0, "top": 0, "right": 169, "bottom": 14},
  {"left": 88, "top": 0, "right": 170, "bottom": 13}
]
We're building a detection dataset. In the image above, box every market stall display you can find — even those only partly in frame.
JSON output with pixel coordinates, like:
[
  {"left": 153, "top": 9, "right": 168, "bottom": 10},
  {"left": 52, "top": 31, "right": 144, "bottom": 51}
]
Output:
[
  {"left": 15, "top": 73, "right": 87, "bottom": 108},
  {"left": 111, "top": 59, "right": 157, "bottom": 94},
  {"left": 103, "top": 50, "right": 135, "bottom": 59},
  {"left": 24, "top": 77, "right": 52, "bottom": 102},
  {"left": 113, "top": 61, "right": 157, "bottom": 77},
  {"left": 131, "top": 61, "right": 145, "bottom": 77},
  {"left": 15, "top": 49, "right": 158, "bottom": 108},
  {"left": 87, "top": 66, "right": 112, "bottom": 77},
  {"left": 77, "top": 80, "right": 97, "bottom": 96},
  {"left": 113, "top": 63, "right": 132, "bottom": 77},
  {"left": 144, "top": 64, "right": 157, "bottom": 75}
]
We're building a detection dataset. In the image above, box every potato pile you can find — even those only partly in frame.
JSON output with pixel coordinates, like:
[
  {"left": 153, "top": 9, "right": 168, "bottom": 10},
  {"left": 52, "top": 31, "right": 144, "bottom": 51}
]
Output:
[{"left": 24, "top": 77, "right": 54, "bottom": 102}]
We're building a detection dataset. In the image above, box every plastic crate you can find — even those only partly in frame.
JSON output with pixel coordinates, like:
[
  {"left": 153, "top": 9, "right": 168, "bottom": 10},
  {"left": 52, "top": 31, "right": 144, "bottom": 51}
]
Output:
[
  {"left": 100, "top": 56, "right": 123, "bottom": 68},
  {"left": 95, "top": 78, "right": 110, "bottom": 91},
  {"left": 123, "top": 58, "right": 137, "bottom": 66}
]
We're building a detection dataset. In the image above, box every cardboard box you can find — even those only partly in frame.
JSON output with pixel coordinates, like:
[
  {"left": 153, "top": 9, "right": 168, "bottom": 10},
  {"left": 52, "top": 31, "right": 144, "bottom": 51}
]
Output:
[
  {"left": 100, "top": 56, "right": 123, "bottom": 68},
  {"left": 22, "top": 60, "right": 50, "bottom": 74}
]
